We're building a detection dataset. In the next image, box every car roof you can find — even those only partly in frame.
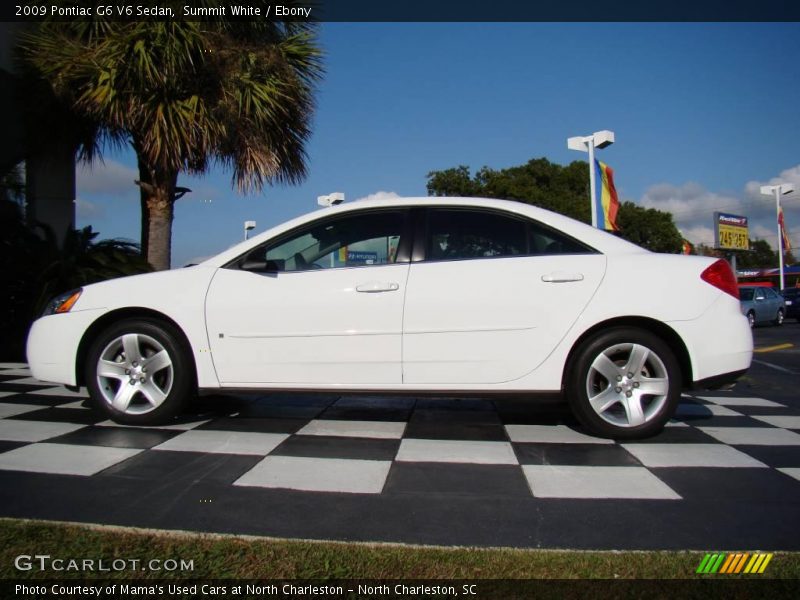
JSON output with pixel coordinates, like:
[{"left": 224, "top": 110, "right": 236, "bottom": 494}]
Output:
[{"left": 201, "top": 196, "right": 649, "bottom": 267}]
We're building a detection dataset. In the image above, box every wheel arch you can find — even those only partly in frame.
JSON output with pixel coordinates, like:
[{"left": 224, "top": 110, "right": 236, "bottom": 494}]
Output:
[
  {"left": 562, "top": 316, "right": 693, "bottom": 390},
  {"left": 75, "top": 307, "right": 198, "bottom": 389}
]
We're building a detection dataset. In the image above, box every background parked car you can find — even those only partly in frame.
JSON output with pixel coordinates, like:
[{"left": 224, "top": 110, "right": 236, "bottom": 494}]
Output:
[
  {"left": 781, "top": 288, "right": 800, "bottom": 322},
  {"left": 740, "top": 285, "right": 786, "bottom": 327}
]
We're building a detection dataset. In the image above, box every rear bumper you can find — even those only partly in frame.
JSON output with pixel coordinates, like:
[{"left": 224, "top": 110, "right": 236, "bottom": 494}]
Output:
[{"left": 692, "top": 368, "right": 748, "bottom": 390}]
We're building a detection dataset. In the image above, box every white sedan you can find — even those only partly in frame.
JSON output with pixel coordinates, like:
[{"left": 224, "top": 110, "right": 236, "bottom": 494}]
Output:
[{"left": 27, "top": 197, "right": 752, "bottom": 438}]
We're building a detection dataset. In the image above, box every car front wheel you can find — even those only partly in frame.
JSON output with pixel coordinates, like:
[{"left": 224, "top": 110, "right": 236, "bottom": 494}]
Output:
[
  {"left": 774, "top": 309, "right": 784, "bottom": 326},
  {"left": 85, "top": 319, "right": 194, "bottom": 425},
  {"left": 747, "top": 311, "right": 755, "bottom": 328},
  {"left": 566, "top": 327, "right": 681, "bottom": 439}
]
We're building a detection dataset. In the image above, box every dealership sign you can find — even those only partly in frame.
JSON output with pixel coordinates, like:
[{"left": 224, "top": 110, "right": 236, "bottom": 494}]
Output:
[{"left": 714, "top": 212, "right": 749, "bottom": 251}]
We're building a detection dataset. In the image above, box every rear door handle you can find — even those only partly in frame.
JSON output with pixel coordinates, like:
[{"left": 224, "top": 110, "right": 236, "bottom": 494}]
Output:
[
  {"left": 356, "top": 282, "right": 400, "bottom": 293},
  {"left": 541, "top": 272, "right": 584, "bottom": 283}
]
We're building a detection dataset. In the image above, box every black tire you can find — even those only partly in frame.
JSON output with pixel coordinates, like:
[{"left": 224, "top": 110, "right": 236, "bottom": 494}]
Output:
[
  {"left": 85, "top": 318, "right": 194, "bottom": 425},
  {"left": 774, "top": 309, "right": 784, "bottom": 326},
  {"left": 566, "top": 327, "right": 682, "bottom": 440},
  {"left": 747, "top": 311, "right": 755, "bottom": 328}
]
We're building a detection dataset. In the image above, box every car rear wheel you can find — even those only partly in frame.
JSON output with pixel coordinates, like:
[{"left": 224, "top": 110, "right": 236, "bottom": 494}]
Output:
[
  {"left": 566, "top": 327, "right": 681, "bottom": 439},
  {"left": 85, "top": 319, "right": 194, "bottom": 425},
  {"left": 774, "top": 309, "right": 784, "bottom": 326},
  {"left": 747, "top": 311, "right": 755, "bottom": 328}
]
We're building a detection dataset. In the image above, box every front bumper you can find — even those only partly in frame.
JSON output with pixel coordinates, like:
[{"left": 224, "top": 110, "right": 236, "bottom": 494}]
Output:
[{"left": 26, "top": 308, "right": 107, "bottom": 386}]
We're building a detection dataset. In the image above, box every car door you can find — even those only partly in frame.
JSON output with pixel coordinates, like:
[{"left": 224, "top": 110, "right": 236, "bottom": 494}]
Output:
[
  {"left": 402, "top": 207, "right": 606, "bottom": 385},
  {"left": 205, "top": 209, "right": 410, "bottom": 385},
  {"left": 753, "top": 288, "right": 767, "bottom": 322}
]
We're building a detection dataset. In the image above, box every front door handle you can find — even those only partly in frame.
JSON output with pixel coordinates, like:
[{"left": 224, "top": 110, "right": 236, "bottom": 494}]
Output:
[
  {"left": 541, "top": 272, "right": 584, "bottom": 283},
  {"left": 356, "top": 282, "right": 400, "bottom": 293}
]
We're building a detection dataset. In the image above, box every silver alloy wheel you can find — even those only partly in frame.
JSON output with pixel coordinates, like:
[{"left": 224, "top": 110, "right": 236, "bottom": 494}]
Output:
[
  {"left": 776, "top": 310, "right": 784, "bottom": 325},
  {"left": 96, "top": 333, "right": 174, "bottom": 415},
  {"left": 748, "top": 312, "right": 755, "bottom": 328},
  {"left": 585, "top": 342, "right": 670, "bottom": 428}
]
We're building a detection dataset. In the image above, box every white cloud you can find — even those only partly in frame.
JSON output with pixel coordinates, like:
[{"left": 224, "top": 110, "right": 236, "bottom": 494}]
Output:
[
  {"left": 353, "top": 190, "right": 401, "bottom": 202},
  {"left": 77, "top": 159, "right": 138, "bottom": 196},
  {"left": 639, "top": 165, "right": 800, "bottom": 251},
  {"left": 75, "top": 198, "right": 105, "bottom": 219}
]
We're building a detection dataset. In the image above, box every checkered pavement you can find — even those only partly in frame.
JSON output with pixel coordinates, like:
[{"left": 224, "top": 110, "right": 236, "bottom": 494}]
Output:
[{"left": 1, "top": 362, "right": 800, "bottom": 501}]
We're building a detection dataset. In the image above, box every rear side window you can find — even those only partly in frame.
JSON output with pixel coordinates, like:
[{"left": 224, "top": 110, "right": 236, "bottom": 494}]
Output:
[
  {"left": 424, "top": 208, "right": 594, "bottom": 262},
  {"left": 426, "top": 209, "right": 527, "bottom": 260}
]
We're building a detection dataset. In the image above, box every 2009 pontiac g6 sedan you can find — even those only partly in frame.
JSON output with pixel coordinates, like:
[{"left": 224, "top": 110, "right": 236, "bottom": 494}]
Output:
[{"left": 27, "top": 197, "right": 753, "bottom": 439}]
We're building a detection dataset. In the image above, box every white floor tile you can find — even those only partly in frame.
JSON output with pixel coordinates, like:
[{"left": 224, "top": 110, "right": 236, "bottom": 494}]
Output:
[
  {"left": 0, "top": 363, "right": 30, "bottom": 369},
  {"left": 235, "top": 455, "right": 391, "bottom": 493},
  {"left": 0, "top": 403, "right": 46, "bottom": 419},
  {"left": 1, "top": 377, "right": 49, "bottom": 386},
  {"left": 396, "top": 439, "right": 517, "bottom": 464},
  {"left": 698, "top": 427, "right": 800, "bottom": 446},
  {"left": 27, "top": 386, "right": 89, "bottom": 398},
  {"left": 0, "top": 443, "right": 142, "bottom": 475},
  {"left": 675, "top": 403, "right": 742, "bottom": 417},
  {"left": 298, "top": 419, "right": 406, "bottom": 439},
  {"left": 0, "top": 420, "right": 86, "bottom": 442},
  {"left": 0, "top": 392, "right": 18, "bottom": 399},
  {"left": 696, "top": 396, "right": 785, "bottom": 408},
  {"left": 751, "top": 415, "right": 800, "bottom": 430},
  {"left": 778, "top": 468, "right": 800, "bottom": 483},
  {"left": 58, "top": 401, "right": 91, "bottom": 410},
  {"left": 665, "top": 420, "right": 689, "bottom": 428},
  {"left": 95, "top": 419, "right": 208, "bottom": 431},
  {"left": 0, "top": 368, "right": 33, "bottom": 376},
  {"left": 153, "top": 430, "right": 288, "bottom": 455},
  {"left": 622, "top": 443, "right": 767, "bottom": 468},
  {"left": 522, "top": 465, "right": 681, "bottom": 499},
  {"left": 505, "top": 424, "right": 613, "bottom": 444}
]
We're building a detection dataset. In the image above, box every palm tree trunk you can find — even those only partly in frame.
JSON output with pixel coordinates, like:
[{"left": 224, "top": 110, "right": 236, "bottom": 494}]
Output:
[{"left": 140, "top": 169, "right": 177, "bottom": 271}]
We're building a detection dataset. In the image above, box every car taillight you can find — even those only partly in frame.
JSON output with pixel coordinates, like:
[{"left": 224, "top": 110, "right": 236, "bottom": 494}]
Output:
[{"left": 700, "top": 259, "right": 739, "bottom": 299}]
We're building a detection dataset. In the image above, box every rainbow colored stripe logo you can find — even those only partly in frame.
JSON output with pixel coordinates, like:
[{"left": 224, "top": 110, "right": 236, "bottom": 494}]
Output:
[{"left": 696, "top": 552, "right": 773, "bottom": 574}]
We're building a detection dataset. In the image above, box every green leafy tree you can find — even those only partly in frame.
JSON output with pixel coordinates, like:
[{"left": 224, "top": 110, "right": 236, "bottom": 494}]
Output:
[
  {"left": 18, "top": 2, "right": 323, "bottom": 270},
  {"left": 427, "top": 158, "right": 682, "bottom": 253},
  {"left": 1, "top": 198, "right": 151, "bottom": 360}
]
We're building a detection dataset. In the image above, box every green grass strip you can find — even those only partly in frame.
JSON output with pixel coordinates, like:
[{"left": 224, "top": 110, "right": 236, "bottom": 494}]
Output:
[{"left": 2, "top": 519, "right": 800, "bottom": 580}]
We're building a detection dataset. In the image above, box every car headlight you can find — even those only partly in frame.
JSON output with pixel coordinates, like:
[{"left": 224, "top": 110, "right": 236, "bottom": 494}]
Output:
[{"left": 42, "top": 289, "right": 83, "bottom": 316}]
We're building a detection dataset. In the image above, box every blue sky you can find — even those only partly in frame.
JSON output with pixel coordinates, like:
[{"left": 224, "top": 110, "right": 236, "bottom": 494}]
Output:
[{"left": 75, "top": 22, "right": 800, "bottom": 267}]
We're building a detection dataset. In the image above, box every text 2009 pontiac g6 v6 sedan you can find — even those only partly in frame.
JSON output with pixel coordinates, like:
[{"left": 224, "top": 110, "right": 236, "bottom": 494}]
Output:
[{"left": 27, "top": 197, "right": 752, "bottom": 439}]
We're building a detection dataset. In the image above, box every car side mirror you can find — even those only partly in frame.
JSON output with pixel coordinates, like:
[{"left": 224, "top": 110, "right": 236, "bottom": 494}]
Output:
[{"left": 241, "top": 257, "right": 267, "bottom": 272}]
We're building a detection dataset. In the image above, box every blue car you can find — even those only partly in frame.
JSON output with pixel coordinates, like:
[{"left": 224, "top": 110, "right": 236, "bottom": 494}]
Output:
[
  {"left": 781, "top": 288, "right": 800, "bottom": 322},
  {"left": 739, "top": 286, "right": 786, "bottom": 327}
]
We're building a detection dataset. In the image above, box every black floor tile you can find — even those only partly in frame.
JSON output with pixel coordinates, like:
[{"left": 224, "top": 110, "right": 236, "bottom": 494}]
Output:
[
  {"left": 731, "top": 445, "right": 800, "bottom": 469},
  {"left": 0, "top": 394, "right": 82, "bottom": 407},
  {"left": 384, "top": 463, "right": 530, "bottom": 497},
  {"left": 7, "top": 407, "right": 103, "bottom": 425},
  {"left": 98, "top": 450, "right": 263, "bottom": 485},
  {"left": 512, "top": 442, "right": 642, "bottom": 466},
  {"left": 672, "top": 415, "right": 768, "bottom": 428},
  {"left": 271, "top": 435, "right": 400, "bottom": 461},
  {"left": 319, "top": 407, "right": 411, "bottom": 422},
  {"left": 196, "top": 417, "right": 307, "bottom": 434},
  {"left": 0, "top": 383, "right": 59, "bottom": 394},
  {"left": 404, "top": 420, "right": 507, "bottom": 441},
  {"left": 0, "top": 441, "right": 30, "bottom": 454},
  {"left": 653, "top": 467, "right": 800, "bottom": 501},
  {"left": 414, "top": 398, "right": 496, "bottom": 411},
  {"left": 46, "top": 426, "right": 182, "bottom": 449},
  {"left": 410, "top": 408, "right": 502, "bottom": 425},
  {"left": 623, "top": 426, "right": 720, "bottom": 444}
]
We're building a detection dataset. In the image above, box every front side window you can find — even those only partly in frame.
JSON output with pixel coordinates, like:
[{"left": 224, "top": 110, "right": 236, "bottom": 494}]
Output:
[{"left": 240, "top": 210, "right": 407, "bottom": 272}]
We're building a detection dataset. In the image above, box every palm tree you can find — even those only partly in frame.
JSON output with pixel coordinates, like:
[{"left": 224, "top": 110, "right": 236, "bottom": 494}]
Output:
[{"left": 18, "top": 3, "right": 323, "bottom": 270}]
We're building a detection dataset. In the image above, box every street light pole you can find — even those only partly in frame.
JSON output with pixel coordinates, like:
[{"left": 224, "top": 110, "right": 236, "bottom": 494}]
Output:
[
  {"left": 760, "top": 183, "right": 795, "bottom": 291},
  {"left": 567, "top": 130, "right": 615, "bottom": 229}
]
